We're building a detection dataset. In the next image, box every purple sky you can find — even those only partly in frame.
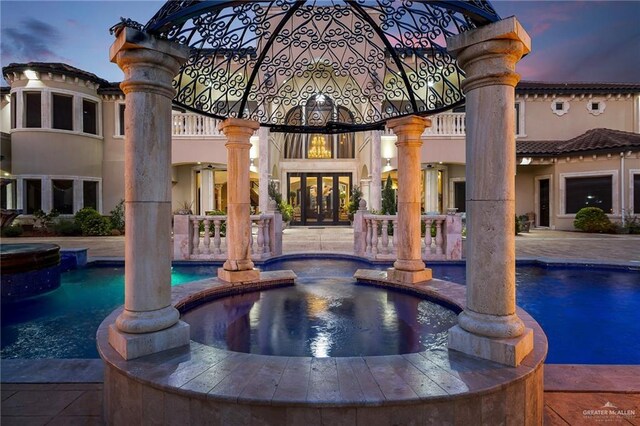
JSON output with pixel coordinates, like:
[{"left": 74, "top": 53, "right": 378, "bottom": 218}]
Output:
[{"left": 1, "top": 1, "right": 639, "bottom": 85}]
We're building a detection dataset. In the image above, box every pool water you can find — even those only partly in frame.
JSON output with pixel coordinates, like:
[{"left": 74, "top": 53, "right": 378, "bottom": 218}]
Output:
[
  {"left": 182, "top": 277, "right": 458, "bottom": 357},
  {"left": 1, "top": 261, "right": 638, "bottom": 364}
]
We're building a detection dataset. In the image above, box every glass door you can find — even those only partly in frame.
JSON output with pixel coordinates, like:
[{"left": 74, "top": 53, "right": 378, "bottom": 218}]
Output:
[{"left": 288, "top": 173, "right": 351, "bottom": 225}]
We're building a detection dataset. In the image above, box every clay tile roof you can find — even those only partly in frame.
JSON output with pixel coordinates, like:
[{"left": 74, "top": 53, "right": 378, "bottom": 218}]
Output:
[
  {"left": 2, "top": 62, "right": 108, "bottom": 86},
  {"left": 516, "top": 81, "right": 640, "bottom": 95},
  {"left": 517, "top": 129, "right": 640, "bottom": 156},
  {"left": 97, "top": 82, "right": 124, "bottom": 96}
]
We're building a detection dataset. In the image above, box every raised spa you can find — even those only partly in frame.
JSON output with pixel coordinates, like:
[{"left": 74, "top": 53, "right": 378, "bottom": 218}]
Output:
[{"left": 181, "top": 277, "right": 459, "bottom": 357}]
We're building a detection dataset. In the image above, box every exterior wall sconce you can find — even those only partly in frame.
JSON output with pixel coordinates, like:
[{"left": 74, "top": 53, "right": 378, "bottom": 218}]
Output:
[{"left": 520, "top": 157, "right": 532, "bottom": 165}]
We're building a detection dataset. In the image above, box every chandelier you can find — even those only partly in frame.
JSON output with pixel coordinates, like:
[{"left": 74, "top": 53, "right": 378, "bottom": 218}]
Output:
[{"left": 308, "top": 135, "right": 332, "bottom": 159}]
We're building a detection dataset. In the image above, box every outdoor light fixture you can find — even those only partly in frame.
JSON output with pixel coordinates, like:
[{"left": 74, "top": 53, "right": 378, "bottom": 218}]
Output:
[
  {"left": 24, "top": 70, "right": 39, "bottom": 80},
  {"left": 520, "top": 157, "right": 532, "bottom": 165}
]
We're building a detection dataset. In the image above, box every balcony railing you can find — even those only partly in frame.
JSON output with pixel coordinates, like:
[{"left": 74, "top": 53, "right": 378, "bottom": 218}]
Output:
[
  {"left": 353, "top": 211, "right": 463, "bottom": 261},
  {"left": 423, "top": 112, "right": 466, "bottom": 137},
  {"left": 172, "top": 112, "right": 222, "bottom": 137},
  {"left": 173, "top": 213, "right": 283, "bottom": 260},
  {"left": 171, "top": 111, "right": 467, "bottom": 138}
]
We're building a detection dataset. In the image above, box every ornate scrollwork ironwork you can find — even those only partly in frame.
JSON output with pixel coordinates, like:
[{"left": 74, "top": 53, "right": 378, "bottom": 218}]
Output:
[{"left": 141, "top": 0, "right": 500, "bottom": 134}]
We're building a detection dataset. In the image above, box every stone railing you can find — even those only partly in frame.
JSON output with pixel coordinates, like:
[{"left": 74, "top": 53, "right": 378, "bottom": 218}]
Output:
[
  {"left": 172, "top": 112, "right": 222, "bottom": 137},
  {"left": 423, "top": 112, "right": 466, "bottom": 137},
  {"left": 353, "top": 210, "right": 463, "bottom": 261},
  {"left": 173, "top": 213, "right": 282, "bottom": 260}
]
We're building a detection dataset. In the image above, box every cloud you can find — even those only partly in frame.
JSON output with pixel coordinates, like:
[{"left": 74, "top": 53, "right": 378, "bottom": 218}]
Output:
[{"left": 1, "top": 18, "right": 68, "bottom": 64}]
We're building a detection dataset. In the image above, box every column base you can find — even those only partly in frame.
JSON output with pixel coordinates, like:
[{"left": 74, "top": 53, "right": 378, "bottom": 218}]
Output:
[
  {"left": 108, "top": 320, "right": 190, "bottom": 360},
  {"left": 448, "top": 324, "right": 533, "bottom": 367},
  {"left": 218, "top": 267, "right": 260, "bottom": 283},
  {"left": 386, "top": 267, "right": 432, "bottom": 284}
]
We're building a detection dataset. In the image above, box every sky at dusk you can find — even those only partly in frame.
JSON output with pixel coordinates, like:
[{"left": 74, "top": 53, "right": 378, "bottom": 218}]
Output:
[{"left": 1, "top": 1, "right": 639, "bottom": 85}]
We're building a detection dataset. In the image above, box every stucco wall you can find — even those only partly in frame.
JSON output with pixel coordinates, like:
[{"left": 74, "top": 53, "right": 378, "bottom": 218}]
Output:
[{"left": 519, "top": 96, "right": 637, "bottom": 141}]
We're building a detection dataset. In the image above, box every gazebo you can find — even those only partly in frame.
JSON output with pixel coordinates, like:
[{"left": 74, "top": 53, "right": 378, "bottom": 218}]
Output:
[{"left": 99, "top": 1, "right": 543, "bottom": 424}]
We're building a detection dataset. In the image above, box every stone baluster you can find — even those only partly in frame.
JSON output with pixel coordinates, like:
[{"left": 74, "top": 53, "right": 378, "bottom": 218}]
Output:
[
  {"left": 381, "top": 219, "right": 389, "bottom": 254},
  {"left": 263, "top": 217, "right": 271, "bottom": 256},
  {"left": 423, "top": 218, "right": 432, "bottom": 256},
  {"left": 435, "top": 218, "right": 444, "bottom": 256},
  {"left": 249, "top": 223, "right": 255, "bottom": 255},
  {"left": 371, "top": 219, "right": 379, "bottom": 256},
  {"left": 213, "top": 219, "right": 222, "bottom": 255},
  {"left": 192, "top": 218, "right": 200, "bottom": 255},
  {"left": 446, "top": 17, "right": 533, "bottom": 366},
  {"left": 108, "top": 26, "right": 190, "bottom": 360},
  {"left": 392, "top": 219, "right": 398, "bottom": 255},
  {"left": 386, "top": 116, "right": 432, "bottom": 284},
  {"left": 256, "top": 219, "right": 265, "bottom": 258},
  {"left": 203, "top": 218, "right": 211, "bottom": 255},
  {"left": 365, "top": 218, "right": 372, "bottom": 256},
  {"left": 218, "top": 119, "right": 261, "bottom": 283}
]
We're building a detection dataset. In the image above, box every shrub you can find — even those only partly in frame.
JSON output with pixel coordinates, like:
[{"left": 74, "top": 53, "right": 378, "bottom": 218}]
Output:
[
  {"left": 54, "top": 219, "right": 82, "bottom": 236},
  {"left": 204, "top": 210, "right": 227, "bottom": 236},
  {"left": 109, "top": 199, "right": 125, "bottom": 233},
  {"left": 515, "top": 215, "right": 521, "bottom": 235},
  {"left": 347, "top": 186, "right": 363, "bottom": 221},
  {"left": 268, "top": 181, "right": 293, "bottom": 222},
  {"left": 381, "top": 175, "right": 396, "bottom": 215},
  {"left": 2, "top": 224, "right": 23, "bottom": 237},
  {"left": 75, "top": 207, "right": 110, "bottom": 236},
  {"left": 33, "top": 209, "right": 59, "bottom": 231},
  {"left": 573, "top": 207, "right": 614, "bottom": 233}
]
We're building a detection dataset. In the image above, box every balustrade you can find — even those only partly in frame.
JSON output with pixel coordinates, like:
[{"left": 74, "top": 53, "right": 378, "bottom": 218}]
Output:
[
  {"left": 173, "top": 213, "right": 282, "bottom": 260},
  {"left": 356, "top": 212, "right": 463, "bottom": 261},
  {"left": 172, "top": 112, "right": 222, "bottom": 137}
]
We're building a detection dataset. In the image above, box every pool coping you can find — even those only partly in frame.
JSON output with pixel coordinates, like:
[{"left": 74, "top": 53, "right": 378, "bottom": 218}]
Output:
[{"left": 95, "top": 275, "right": 548, "bottom": 408}]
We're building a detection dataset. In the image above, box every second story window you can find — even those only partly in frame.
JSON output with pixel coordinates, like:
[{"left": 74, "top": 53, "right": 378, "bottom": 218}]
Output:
[
  {"left": 24, "top": 92, "right": 41, "bottom": 128},
  {"left": 52, "top": 93, "right": 73, "bottom": 130},
  {"left": 118, "top": 103, "right": 126, "bottom": 136},
  {"left": 10, "top": 93, "right": 16, "bottom": 129},
  {"left": 83, "top": 99, "right": 98, "bottom": 135}
]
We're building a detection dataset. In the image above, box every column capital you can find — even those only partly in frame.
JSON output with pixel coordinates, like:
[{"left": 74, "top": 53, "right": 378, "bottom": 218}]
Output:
[
  {"left": 446, "top": 17, "right": 531, "bottom": 91},
  {"left": 110, "top": 27, "right": 189, "bottom": 99},
  {"left": 386, "top": 115, "right": 431, "bottom": 146},
  {"left": 219, "top": 118, "right": 260, "bottom": 145}
]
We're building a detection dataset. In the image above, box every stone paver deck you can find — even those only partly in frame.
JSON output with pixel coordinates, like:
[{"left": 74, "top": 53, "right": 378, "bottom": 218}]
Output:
[{"left": 4, "top": 227, "right": 640, "bottom": 263}]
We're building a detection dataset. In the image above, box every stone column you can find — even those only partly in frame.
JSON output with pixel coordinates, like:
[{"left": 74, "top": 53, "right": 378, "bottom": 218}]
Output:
[
  {"left": 446, "top": 17, "right": 533, "bottom": 366},
  {"left": 425, "top": 168, "right": 439, "bottom": 213},
  {"left": 386, "top": 116, "right": 432, "bottom": 284},
  {"left": 258, "top": 126, "right": 270, "bottom": 213},
  {"left": 107, "top": 27, "right": 190, "bottom": 360},
  {"left": 218, "top": 118, "right": 261, "bottom": 283},
  {"left": 370, "top": 130, "right": 382, "bottom": 211},
  {"left": 200, "top": 168, "right": 214, "bottom": 213}
]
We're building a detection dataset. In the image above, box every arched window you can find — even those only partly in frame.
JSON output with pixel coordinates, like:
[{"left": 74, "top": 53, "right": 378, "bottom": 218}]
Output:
[
  {"left": 284, "top": 106, "right": 303, "bottom": 159},
  {"left": 283, "top": 94, "right": 355, "bottom": 159}
]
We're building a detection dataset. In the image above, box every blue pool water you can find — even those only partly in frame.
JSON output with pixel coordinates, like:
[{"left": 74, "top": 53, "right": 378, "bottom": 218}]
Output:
[
  {"left": 183, "top": 277, "right": 458, "bottom": 357},
  {"left": 1, "top": 260, "right": 638, "bottom": 363}
]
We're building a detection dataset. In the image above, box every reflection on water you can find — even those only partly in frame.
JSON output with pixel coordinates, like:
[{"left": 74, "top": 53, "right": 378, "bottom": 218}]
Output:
[{"left": 182, "top": 278, "right": 458, "bottom": 357}]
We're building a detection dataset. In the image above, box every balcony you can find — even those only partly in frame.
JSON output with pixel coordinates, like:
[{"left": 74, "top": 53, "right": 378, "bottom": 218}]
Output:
[{"left": 171, "top": 111, "right": 467, "bottom": 138}]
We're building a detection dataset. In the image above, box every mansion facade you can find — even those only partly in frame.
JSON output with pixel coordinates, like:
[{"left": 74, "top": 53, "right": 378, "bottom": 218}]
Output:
[{"left": 1, "top": 62, "right": 639, "bottom": 230}]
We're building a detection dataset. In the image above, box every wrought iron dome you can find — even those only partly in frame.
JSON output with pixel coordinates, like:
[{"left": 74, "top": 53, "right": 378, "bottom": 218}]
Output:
[{"left": 142, "top": 0, "right": 500, "bottom": 134}]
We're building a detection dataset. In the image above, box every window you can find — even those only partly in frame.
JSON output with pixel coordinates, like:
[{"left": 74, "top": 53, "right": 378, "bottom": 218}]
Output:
[
  {"left": 83, "top": 181, "right": 98, "bottom": 210},
  {"left": 454, "top": 181, "right": 466, "bottom": 213},
  {"left": 551, "top": 98, "right": 570, "bottom": 116},
  {"left": 52, "top": 94, "right": 73, "bottom": 130},
  {"left": 83, "top": 99, "right": 97, "bottom": 135},
  {"left": 565, "top": 175, "right": 612, "bottom": 214},
  {"left": 10, "top": 93, "right": 16, "bottom": 129},
  {"left": 587, "top": 98, "right": 606, "bottom": 116},
  {"left": 52, "top": 179, "right": 74, "bottom": 214},
  {"left": 514, "top": 102, "right": 526, "bottom": 136},
  {"left": 25, "top": 179, "right": 42, "bottom": 214},
  {"left": 24, "top": 92, "right": 41, "bottom": 128},
  {"left": 118, "top": 103, "right": 126, "bottom": 136},
  {"left": 634, "top": 174, "right": 640, "bottom": 214}
]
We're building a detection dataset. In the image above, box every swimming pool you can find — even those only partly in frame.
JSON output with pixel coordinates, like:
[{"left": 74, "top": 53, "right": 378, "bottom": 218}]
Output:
[{"left": 1, "top": 259, "right": 638, "bottom": 363}]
